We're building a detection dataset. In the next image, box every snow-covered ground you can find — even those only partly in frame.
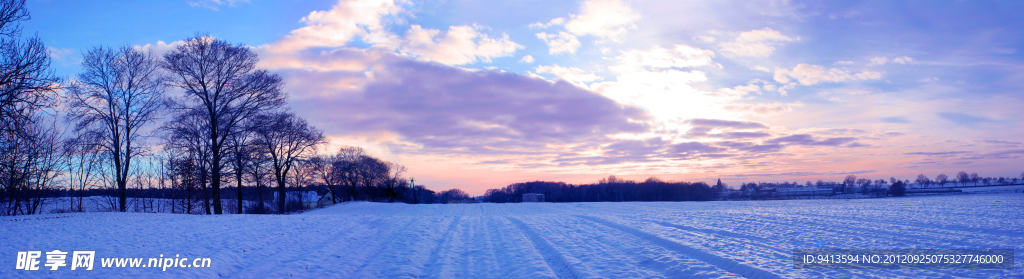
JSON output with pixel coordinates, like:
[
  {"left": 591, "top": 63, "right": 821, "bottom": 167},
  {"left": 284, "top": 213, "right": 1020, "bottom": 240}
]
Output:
[{"left": 3, "top": 193, "right": 1022, "bottom": 278}]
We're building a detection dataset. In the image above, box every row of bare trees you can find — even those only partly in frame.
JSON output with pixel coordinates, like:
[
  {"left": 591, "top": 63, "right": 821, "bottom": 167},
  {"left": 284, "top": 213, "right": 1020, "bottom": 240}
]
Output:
[
  {"left": 0, "top": 0, "right": 63, "bottom": 215},
  {"left": 1, "top": 0, "right": 446, "bottom": 215}
]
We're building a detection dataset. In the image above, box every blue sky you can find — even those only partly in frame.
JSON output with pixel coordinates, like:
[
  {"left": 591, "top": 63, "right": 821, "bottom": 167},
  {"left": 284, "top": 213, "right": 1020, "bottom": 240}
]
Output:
[{"left": 25, "top": 0, "right": 1024, "bottom": 193}]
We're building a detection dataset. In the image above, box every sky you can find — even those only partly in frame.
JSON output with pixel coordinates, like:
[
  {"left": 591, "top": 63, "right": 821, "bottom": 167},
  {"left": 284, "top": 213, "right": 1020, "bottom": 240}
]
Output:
[{"left": 23, "top": 0, "right": 1024, "bottom": 194}]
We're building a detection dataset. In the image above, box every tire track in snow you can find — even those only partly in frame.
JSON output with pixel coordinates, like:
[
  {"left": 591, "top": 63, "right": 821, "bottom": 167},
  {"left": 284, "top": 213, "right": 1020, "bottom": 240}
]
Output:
[
  {"left": 485, "top": 217, "right": 559, "bottom": 278},
  {"left": 343, "top": 216, "right": 424, "bottom": 277},
  {"left": 506, "top": 216, "right": 596, "bottom": 279},
  {"left": 576, "top": 215, "right": 782, "bottom": 279},
  {"left": 229, "top": 215, "right": 378, "bottom": 278},
  {"left": 420, "top": 215, "right": 462, "bottom": 278}
]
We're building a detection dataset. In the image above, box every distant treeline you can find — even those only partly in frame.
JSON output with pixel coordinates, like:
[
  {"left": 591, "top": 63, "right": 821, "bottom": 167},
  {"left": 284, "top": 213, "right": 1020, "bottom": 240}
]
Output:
[{"left": 482, "top": 176, "right": 713, "bottom": 203}]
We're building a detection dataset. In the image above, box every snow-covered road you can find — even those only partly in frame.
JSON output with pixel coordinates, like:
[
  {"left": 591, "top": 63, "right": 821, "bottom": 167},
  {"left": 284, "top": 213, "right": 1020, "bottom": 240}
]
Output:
[{"left": 3, "top": 193, "right": 1022, "bottom": 278}]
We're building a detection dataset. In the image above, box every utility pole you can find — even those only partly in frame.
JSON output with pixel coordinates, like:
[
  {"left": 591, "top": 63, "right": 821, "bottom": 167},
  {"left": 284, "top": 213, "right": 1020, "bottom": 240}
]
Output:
[{"left": 410, "top": 178, "right": 417, "bottom": 204}]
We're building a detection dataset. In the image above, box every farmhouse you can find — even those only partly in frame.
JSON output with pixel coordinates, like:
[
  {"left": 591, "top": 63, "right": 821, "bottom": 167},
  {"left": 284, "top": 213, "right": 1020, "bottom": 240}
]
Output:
[{"left": 523, "top": 193, "right": 544, "bottom": 202}]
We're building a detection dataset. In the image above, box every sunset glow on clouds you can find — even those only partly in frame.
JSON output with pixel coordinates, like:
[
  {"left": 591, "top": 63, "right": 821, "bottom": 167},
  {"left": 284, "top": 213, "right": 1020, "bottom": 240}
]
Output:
[{"left": 28, "top": 0, "right": 1024, "bottom": 194}]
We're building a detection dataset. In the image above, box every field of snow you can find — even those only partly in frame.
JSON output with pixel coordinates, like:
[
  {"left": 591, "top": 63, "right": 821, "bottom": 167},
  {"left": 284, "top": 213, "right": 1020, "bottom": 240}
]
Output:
[{"left": 3, "top": 193, "right": 1022, "bottom": 278}]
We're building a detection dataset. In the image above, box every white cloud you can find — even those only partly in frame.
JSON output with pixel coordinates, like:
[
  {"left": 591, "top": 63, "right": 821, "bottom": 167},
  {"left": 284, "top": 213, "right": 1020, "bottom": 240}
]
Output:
[
  {"left": 718, "top": 28, "right": 795, "bottom": 58},
  {"left": 868, "top": 57, "right": 889, "bottom": 66},
  {"left": 834, "top": 60, "right": 854, "bottom": 65},
  {"left": 693, "top": 35, "right": 716, "bottom": 43},
  {"left": 563, "top": 0, "right": 641, "bottom": 42},
  {"left": 774, "top": 64, "right": 883, "bottom": 85},
  {"left": 269, "top": 0, "right": 405, "bottom": 52},
  {"left": 519, "top": 55, "right": 535, "bottom": 63},
  {"left": 529, "top": 17, "right": 565, "bottom": 29},
  {"left": 536, "top": 31, "right": 581, "bottom": 54},
  {"left": 134, "top": 40, "right": 186, "bottom": 58},
  {"left": 777, "top": 82, "right": 797, "bottom": 95},
  {"left": 187, "top": 0, "right": 249, "bottom": 10},
  {"left": 724, "top": 101, "right": 804, "bottom": 115},
  {"left": 892, "top": 55, "right": 914, "bottom": 64},
  {"left": 751, "top": 65, "right": 771, "bottom": 72},
  {"left": 535, "top": 64, "right": 602, "bottom": 87},
  {"left": 398, "top": 25, "right": 522, "bottom": 66},
  {"left": 262, "top": 1, "right": 521, "bottom": 67},
  {"left": 711, "top": 84, "right": 761, "bottom": 98},
  {"left": 611, "top": 44, "right": 715, "bottom": 72},
  {"left": 46, "top": 47, "right": 74, "bottom": 61},
  {"left": 591, "top": 69, "right": 724, "bottom": 124}
]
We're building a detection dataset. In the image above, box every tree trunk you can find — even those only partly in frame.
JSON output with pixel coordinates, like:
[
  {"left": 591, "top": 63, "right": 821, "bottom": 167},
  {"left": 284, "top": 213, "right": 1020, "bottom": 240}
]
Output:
[
  {"left": 276, "top": 174, "right": 286, "bottom": 214},
  {"left": 211, "top": 148, "right": 223, "bottom": 214}
]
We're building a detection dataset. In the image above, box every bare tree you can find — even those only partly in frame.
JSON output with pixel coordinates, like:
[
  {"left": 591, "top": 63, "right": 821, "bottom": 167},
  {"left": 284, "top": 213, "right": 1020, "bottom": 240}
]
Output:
[
  {"left": 935, "top": 174, "right": 948, "bottom": 188},
  {"left": 0, "top": 0, "right": 60, "bottom": 140},
  {"left": 309, "top": 152, "right": 341, "bottom": 204},
  {"left": 334, "top": 146, "right": 365, "bottom": 201},
  {"left": 969, "top": 173, "right": 979, "bottom": 186},
  {"left": 383, "top": 162, "right": 407, "bottom": 202},
  {"left": 914, "top": 174, "right": 930, "bottom": 188},
  {"left": 63, "top": 135, "right": 102, "bottom": 212},
  {"left": 162, "top": 35, "right": 285, "bottom": 214},
  {"left": 956, "top": 171, "right": 969, "bottom": 187},
  {"left": 251, "top": 112, "right": 324, "bottom": 214},
  {"left": 225, "top": 118, "right": 259, "bottom": 214},
  {"left": 161, "top": 111, "right": 213, "bottom": 214},
  {"left": 67, "top": 46, "right": 166, "bottom": 212}
]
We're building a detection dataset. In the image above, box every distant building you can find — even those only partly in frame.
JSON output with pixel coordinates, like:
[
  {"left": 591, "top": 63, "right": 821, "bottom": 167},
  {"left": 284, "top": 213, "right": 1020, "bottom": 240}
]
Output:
[
  {"left": 523, "top": 193, "right": 544, "bottom": 202},
  {"left": 317, "top": 191, "right": 339, "bottom": 207}
]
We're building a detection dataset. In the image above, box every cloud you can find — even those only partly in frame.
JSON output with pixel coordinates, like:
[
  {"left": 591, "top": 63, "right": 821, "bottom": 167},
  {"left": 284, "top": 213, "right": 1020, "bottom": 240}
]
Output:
[
  {"left": 719, "top": 28, "right": 795, "bottom": 58},
  {"left": 834, "top": 61, "right": 854, "bottom": 65},
  {"left": 765, "top": 134, "right": 859, "bottom": 147},
  {"left": 268, "top": 0, "right": 405, "bottom": 52},
  {"left": 868, "top": 57, "right": 889, "bottom": 66},
  {"left": 563, "top": 0, "right": 641, "bottom": 42},
  {"left": 398, "top": 25, "right": 522, "bottom": 65},
  {"left": 774, "top": 64, "right": 883, "bottom": 85},
  {"left": 751, "top": 65, "right": 771, "bottom": 72},
  {"left": 688, "top": 118, "right": 768, "bottom": 129},
  {"left": 534, "top": 64, "right": 602, "bottom": 87},
  {"left": 611, "top": 44, "right": 715, "bottom": 72},
  {"left": 892, "top": 55, "right": 914, "bottom": 64},
  {"left": 134, "top": 40, "right": 186, "bottom": 58},
  {"left": 536, "top": 31, "right": 581, "bottom": 54},
  {"left": 530, "top": 17, "right": 566, "bottom": 29},
  {"left": 869, "top": 56, "right": 914, "bottom": 66},
  {"left": 938, "top": 112, "right": 994, "bottom": 125},
  {"left": 723, "top": 102, "right": 804, "bottom": 115},
  {"left": 46, "top": 47, "right": 74, "bottom": 61},
  {"left": 187, "top": 0, "right": 249, "bottom": 10},
  {"left": 518, "top": 55, "right": 535, "bottom": 63},
  {"left": 693, "top": 35, "right": 716, "bottom": 43},
  {"left": 261, "top": 1, "right": 521, "bottom": 67},
  {"left": 881, "top": 116, "right": 911, "bottom": 123},
  {"left": 280, "top": 50, "right": 650, "bottom": 155}
]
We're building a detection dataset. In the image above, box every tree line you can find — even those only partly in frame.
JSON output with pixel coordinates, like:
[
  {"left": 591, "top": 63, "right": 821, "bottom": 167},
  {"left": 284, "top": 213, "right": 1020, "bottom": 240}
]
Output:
[
  {"left": 0, "top": 0, "right": 470, "bottom": 215},
  {"left": 482, "top": 176, "right": 714, "bottom": 203}
]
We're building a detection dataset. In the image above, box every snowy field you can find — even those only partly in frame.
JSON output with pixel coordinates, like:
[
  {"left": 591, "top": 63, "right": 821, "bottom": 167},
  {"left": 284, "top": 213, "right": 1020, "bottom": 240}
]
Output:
[{"left": 2, "top": 193, "right": 1022, "bottom": 278}]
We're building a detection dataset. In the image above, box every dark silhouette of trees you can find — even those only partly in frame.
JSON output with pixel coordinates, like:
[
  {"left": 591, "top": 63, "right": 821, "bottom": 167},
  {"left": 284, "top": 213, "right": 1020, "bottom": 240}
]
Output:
[
  {"left": 482, "top": 176, "right": 713, "bottom": 203},
  {"left": 914, "top": 174, "right": 930, "bottom": 188},
  {"left": 1, "top": 0, "right": 64, "bottom": 216},
  {"left": 888, "top": 180, "right": 905, "bottom": 197},
  {"left": 67, "top": 46, "right": 167, "bottom": 212},
  {"left": 250, "top": 112, "right": 324, "bottom": 214},
  {"left": 957, "top": 171, "right": 969, "bottom": 187},
  {"left": 935, "top": 174, "right": 948, "bottom": 187},
  {"left": 0, "top": 0, "right": 59, "bottom": 140},
  {"left": 162, "top": 35, "right": 286, "bottom": 214}
]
